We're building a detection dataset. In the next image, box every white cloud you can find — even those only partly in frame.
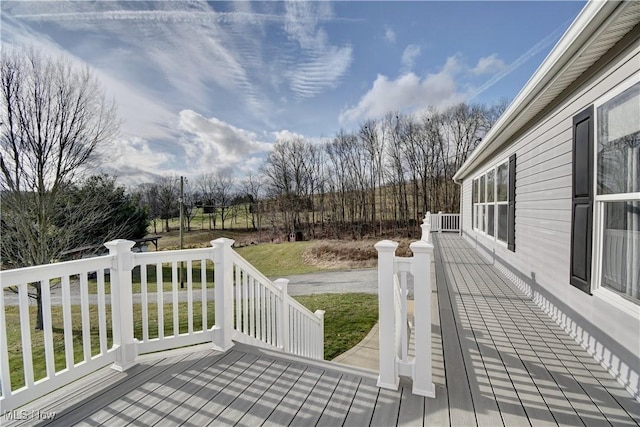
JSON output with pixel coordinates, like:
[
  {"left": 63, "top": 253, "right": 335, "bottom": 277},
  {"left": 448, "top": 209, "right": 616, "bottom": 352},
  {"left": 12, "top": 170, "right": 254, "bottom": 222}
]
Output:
[
  {"left": 178, "top": 110, "right": 272, "bottom": 172},
  {"left": 385, "top": 26, "right": 396, "bottom": 44},
  {"left": 339, "top": 56, "right": 466, "bottom": 124},
  {"left": 283, "top": 1, "right": 353, "bottom": 99},
  {"left": 96, "top": 137, "right": 177, "bottom": 183},
  {"left": 401, "top": 44, "right": 421, "bottom": 70},
  {"left": 272, "top": 130, "right": 305, "bottom": 142},
  {"left": 472, "top": 54, "right": 507, "bottom": 75}
]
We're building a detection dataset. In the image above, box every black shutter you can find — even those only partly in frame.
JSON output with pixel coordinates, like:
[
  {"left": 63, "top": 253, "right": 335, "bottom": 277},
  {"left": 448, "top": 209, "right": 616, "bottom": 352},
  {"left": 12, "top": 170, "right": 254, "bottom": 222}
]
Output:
[
  {"left": 507, "top": 154, "right": 516, "bottom": 252},
  {"left": 570, "top": 106, "right": 594, "bottom": 294}
]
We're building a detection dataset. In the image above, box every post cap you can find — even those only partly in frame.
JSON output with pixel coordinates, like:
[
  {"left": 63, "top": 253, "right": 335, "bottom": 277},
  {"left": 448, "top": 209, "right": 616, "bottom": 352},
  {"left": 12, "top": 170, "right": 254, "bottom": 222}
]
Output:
[
  {"left": 210, "top": 237, "right": 235, "bottom": 247},
  {"left": 410, "top": 240, "right": 434, "bottom": 253},
  {"left": 104, "top": 239, "right": 136, "bottom": 252},
  {"left": 374, "top": 240, "right": 399, "bottom": 252}
]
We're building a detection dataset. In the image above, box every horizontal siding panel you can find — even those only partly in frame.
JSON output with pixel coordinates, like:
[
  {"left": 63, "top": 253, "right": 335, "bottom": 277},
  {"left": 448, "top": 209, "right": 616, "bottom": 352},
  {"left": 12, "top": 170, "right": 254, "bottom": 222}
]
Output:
[
  {"left": 518, "top": 173, "right": 571, "bottom": 191},
  {"left": 517, "top": 208, "right": 571, "bottom": 223},
  {"left": 517, "top": 154, "right": 571, "bottom": 180},
  {"left": 517, "top": 186, "right": 571, "bottom": 201},
  {"left": 518, "top": 143, "right": 571, "bottom": 174},
  {"left": 518, "top": 130, "right": 572, "bottom": 165},
  {"left": 517, "top": 224, "right": 571, "bottom": 246},
  {"left": 517, "top": 216, "right": 571, "bottom": 233},
  {"left": 518, "top": 198, "right": 570, "bottom": 211}
]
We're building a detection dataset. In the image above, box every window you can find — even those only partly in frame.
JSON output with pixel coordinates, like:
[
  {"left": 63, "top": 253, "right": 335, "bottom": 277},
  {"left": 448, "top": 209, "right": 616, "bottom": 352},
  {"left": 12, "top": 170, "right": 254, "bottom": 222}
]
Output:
[
  {"left": 472, "top": 178, "right": 478, "bottom": 229},
  {"left": 472, "top": 158, "right": 513, "bottom": 246},
  {"left": 594, "top": 82, "right": 640, "bottom": 304},
  {"left": 487, "top": 170, "right": 495, "bottom": 237},
  {"left": 496, "top": 162, "right": 509, "bottom": 243},
  {"left": 479, "top": 174, "right": 485, "bottom": 232}
]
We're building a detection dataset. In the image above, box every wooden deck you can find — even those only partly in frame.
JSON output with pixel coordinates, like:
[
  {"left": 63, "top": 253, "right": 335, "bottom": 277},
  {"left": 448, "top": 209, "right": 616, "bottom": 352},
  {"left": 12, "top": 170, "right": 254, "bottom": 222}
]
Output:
[{"left": 5, "top": 233, "right": 640, "bottom": 426}]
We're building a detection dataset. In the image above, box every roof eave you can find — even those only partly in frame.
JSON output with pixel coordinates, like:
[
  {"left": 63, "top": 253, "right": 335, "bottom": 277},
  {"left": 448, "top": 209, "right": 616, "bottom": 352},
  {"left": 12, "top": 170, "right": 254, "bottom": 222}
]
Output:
[{"left": 453, "top": 0, "right": 621, "bottom": 183}]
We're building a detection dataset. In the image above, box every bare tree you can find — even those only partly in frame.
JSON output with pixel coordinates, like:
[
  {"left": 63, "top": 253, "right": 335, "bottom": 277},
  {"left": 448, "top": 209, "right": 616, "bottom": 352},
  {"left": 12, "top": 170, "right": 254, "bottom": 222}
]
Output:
[
  {"left": 241, "top": 173, "right": 264, "bottom": 233},
  {"left": 136, "top": 182, "right": 161, "bottom": 234},
  {"left": 155, "top": 176, "right": 180, "bottom": 232},
  {"left": 214, "top": 172, "right": 236, "bottom": 230},
  {"left": 0, "top": 48, "right": 119, "bottom": 329},
  {"left": 182, "top": 181, "right": 198, "bottom": 232},
  {"left": 197, "top": 173, "right": 218, "bottom": 229}
]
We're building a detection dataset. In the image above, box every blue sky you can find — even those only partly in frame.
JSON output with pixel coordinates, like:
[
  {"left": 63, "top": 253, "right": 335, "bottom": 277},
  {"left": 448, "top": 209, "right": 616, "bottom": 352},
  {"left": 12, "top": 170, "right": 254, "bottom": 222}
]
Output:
[{"left": 1, "top": 1, "right": 586, "bottom": 183}]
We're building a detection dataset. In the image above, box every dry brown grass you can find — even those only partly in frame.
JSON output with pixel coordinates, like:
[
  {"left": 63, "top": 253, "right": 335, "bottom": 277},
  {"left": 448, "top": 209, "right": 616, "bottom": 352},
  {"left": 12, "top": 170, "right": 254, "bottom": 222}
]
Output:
[{"left": 302, "top": 239, "right": 414, "bottom": 270}]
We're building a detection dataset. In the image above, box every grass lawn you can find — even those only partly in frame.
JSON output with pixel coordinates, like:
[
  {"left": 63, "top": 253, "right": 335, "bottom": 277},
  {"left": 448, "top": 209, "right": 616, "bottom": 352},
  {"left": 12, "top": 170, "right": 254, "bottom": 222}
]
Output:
[
  {"left": 293, "top": 293, "right": 378, "bottom": 360},
  {"left": 4, "top": 293, "right": 377, "bottom": 391},
  {"left": 235, "top": 241, "right": 322, "bottom": 277}
]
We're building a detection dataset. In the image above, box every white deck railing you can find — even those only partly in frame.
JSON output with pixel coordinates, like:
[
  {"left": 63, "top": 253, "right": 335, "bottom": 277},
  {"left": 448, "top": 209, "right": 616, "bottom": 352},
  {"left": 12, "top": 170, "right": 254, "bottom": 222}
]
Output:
[
  {"left": 376, "top": 212, "right": 435, "bottom": 398},
  {"left": 0, "top": 238, "right": 324, "bottom": 411},
  {"left": 430, "top": 211, "right": 460, "bottom": 232}
]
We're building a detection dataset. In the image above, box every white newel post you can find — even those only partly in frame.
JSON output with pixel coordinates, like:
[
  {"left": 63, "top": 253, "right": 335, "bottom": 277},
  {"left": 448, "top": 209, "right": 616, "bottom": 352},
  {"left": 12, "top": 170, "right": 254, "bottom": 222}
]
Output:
[
  {"left": 422, "top": 211, "right": 432, "bottom": 242},
  {"left": 410, "top": 240, "right": 436, "bottom": 397},
  {"left": 212, "top": 238, "right": 235, "bottom": 351},
  {"left": 438, "top": 211, "right": 443, "bottom": 233},
  {"left": 274, "top": 279, "right": 290, "bottom": 352},
  {"left": 314, "top": 309, "right": 325, "bottom": 360},
  {"left": 105, "top": 239, "right": 138, "bottom": 372},
  {"left": 375, "top": 240, "right": 399, "bottom": 390}
]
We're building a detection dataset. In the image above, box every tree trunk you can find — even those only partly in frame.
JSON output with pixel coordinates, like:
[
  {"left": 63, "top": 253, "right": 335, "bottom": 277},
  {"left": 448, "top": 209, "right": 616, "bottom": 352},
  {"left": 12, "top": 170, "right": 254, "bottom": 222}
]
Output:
[{"left": 36, "top": 283, "right": 44, "bottom": 330}]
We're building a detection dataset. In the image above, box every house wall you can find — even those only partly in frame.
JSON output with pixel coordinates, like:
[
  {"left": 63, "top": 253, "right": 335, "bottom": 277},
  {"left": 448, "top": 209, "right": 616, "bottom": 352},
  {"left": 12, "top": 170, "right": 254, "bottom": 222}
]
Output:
[{"left": 460, "top": 39, "right": 640, "bottom": 399}]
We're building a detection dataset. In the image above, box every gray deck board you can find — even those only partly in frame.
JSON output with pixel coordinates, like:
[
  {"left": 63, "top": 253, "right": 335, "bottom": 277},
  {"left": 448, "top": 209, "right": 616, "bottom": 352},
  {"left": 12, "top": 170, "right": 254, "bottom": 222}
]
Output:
[
  {"left": 182, "top": 354, "right": 274, "bottom": 426},
  {"left": 236, "top": 362, "right": 307, "bottom": 426},
  {"left": 5, "top": 233, "right": 638, "bottom": 427},
  {"left": 464, "top": 246, "right": 625, "bottom": 426},
  {"left": 316, "top": 374, "right": 362, "bottom": 426},
  {"left": 396, "top": 381, "right": 424, "bottom": 426},
  {"left": 453, "top": 257, "right": 562, "bottom": 426},
  {"left": 84, "top": 350, "right": 230, "bottom": 427},
  {"left": 261, "top": 366, "right": 325, "bottom": 427},
  {"left": 447, "top": 261, "right": 505, "bottom": 427},
  {"left": 44, "top": 351, "right": 205, "bottom": 427},
  {"left": 433, "top": 240, "right": 478, "bottom": 427},
  {"left": 155, "top": 351, "right": 248, "bottom": 425},
  {"left": 209, "top": 359, "right": 290, "bottom": 426},
  {"left": 342, "top": 378, "right": 380, "bottom": 426},
  {"left": 288, "top": 369, "right": 342, "bottom": 426},
  {"left": 369, "top": 386, "right": 402, "bottom": 426}
]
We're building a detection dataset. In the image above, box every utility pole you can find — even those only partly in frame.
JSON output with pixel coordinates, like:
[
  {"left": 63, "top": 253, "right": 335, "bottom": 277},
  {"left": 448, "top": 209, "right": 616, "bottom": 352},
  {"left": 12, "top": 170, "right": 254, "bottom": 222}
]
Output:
[{"left": 179, "top": 176, "right": 185, "bottom": 288}]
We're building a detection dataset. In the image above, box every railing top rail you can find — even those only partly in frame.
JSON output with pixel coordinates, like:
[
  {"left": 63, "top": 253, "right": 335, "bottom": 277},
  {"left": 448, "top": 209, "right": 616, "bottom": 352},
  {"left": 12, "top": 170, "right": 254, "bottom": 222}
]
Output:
[
  {"left": 230, "top": 250, "right": 282, "bottom": 295},
  {"left": 231, "top": 250, "right": 321, "bottom": 323},
  {"left": 0, "top": 255, "right": 114, "bottom": 286},
  {"left": 394, "top": 257, "right": 413, "bottom": 274},
  {"left": 134, "top": 247, "right": 212, "bottom": 265},
  {"left": 288, "top": 297, "right": 323, "bottom": 324}
]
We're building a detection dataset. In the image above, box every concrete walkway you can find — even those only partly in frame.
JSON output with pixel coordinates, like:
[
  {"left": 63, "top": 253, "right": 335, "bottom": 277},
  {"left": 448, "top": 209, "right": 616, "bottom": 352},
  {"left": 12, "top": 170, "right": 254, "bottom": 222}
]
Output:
[{"left": 332, "top": 300, "right": 415, "bottom": 371}]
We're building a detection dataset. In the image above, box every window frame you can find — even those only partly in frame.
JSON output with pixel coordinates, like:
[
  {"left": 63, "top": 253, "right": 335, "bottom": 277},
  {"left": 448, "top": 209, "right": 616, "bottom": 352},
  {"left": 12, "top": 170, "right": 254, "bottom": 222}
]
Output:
[
  {"left": 591, "top": 76, "right": 640, "bottom": 315},
  {"left": 471, "top": 159, "right": 510, "bottom": 248}
]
